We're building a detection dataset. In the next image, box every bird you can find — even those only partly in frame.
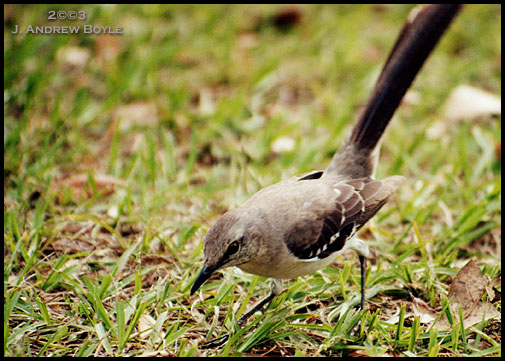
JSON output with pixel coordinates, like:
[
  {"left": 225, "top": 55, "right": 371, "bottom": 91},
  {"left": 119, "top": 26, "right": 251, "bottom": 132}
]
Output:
[{"left": 190, "top": 4, "right": 462, "bottom": 348}]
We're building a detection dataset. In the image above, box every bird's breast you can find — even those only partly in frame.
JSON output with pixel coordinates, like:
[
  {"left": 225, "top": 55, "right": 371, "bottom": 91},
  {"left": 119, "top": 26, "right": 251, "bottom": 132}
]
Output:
[{"left": 238, "top": 249, "right": 338, "bottom": 279}]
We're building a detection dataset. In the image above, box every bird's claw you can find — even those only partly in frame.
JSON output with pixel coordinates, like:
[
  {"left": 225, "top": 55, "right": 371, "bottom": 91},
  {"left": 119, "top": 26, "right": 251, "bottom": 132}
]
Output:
[{"left": 200, "top": 333, "right": 230, "bottom": 349}]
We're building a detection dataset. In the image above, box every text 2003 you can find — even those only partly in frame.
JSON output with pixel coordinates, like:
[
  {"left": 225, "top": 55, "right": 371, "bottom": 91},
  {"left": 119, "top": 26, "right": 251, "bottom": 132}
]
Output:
[{"left": 48, "top": 11, "right": 86, "bottom": 20}]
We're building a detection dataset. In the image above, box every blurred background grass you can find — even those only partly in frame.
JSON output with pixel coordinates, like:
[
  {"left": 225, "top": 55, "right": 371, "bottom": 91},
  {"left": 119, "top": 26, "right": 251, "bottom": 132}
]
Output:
[{"left": 4, "top": 4, "right": 501, "bottom": 356}]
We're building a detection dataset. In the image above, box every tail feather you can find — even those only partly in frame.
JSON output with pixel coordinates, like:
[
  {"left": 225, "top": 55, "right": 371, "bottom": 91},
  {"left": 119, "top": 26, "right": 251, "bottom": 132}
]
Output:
[
  {"left": 349, "top": 4, "right": 462, "bottom": 152},
  {"left": 325, "top": 4, "right": 462, "bottom": 178}
]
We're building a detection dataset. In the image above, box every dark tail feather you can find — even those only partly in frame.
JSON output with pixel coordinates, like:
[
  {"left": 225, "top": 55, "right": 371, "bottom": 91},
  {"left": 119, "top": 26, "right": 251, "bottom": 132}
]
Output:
[{"left": 348, "top": 4, "right": 462, "bottom": 152}]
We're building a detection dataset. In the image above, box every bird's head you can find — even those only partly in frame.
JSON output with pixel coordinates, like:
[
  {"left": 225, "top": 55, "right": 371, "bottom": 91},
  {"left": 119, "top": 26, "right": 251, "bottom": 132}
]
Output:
[{"left": 190, "top": 209, "right": 261, "bottom": 295}]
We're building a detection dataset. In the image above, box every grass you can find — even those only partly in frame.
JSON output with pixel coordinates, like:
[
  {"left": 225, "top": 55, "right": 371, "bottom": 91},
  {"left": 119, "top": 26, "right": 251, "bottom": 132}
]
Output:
[{"left": 4, "top": 4, "right": 501, "bottom": 357}]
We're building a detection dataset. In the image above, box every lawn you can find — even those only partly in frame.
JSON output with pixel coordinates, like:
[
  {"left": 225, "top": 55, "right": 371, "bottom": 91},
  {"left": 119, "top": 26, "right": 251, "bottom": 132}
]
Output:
[{"left": 4, "top": 4, "right": 501, "bottom": 356}]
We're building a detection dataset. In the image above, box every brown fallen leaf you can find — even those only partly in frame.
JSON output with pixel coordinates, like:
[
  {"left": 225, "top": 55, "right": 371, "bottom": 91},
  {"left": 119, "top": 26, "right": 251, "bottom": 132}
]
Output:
[
  {"left": 433, "top": 260, "right": 501, "bottom": 330},
  {"left": 448, "top": 259, "right": 485, "bottom": 317},
  {"left": 346, "top": 349, "right": 371, "bottom": 357},
  {"left": 112, "top": 101, "right": 159, "bottom": 131},
  {"left": 48, "top": 222, "right": 124, "bottom": 256},
  {"left": 53, "top": 173, "right": 126, "bottom": 202},
  {"left": 94, "top": 34, "right": 123, "bottom": 68},
  {"left": 411, "top": 296, "right": 437, "bottom": 324},
  {"left": 272, "top": 7, "right": 303, "bottom": 30}
]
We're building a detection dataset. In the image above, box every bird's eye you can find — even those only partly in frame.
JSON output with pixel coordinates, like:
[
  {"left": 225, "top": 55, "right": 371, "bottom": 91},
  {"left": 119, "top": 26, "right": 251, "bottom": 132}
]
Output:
[{"left": 227, "top": 241, "right": 240, "bottom": 255}]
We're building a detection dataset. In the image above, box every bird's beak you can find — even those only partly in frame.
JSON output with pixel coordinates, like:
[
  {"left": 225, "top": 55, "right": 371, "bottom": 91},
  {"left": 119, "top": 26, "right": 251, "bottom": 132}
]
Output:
[{"left": 190, "top": 264, "right": 218, "bottom": 295}]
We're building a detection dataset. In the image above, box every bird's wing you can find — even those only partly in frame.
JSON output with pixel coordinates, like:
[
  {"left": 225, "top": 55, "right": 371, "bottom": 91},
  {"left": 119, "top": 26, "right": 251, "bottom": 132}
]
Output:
[{"left": 284, "top": 176, "right": 404, "bottom": 260}]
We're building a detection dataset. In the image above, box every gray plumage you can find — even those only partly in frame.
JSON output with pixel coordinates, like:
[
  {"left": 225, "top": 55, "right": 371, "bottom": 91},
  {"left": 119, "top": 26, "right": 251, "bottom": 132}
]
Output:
[{"left": 190, "top": 4, "right": 462, "bottom": 349}]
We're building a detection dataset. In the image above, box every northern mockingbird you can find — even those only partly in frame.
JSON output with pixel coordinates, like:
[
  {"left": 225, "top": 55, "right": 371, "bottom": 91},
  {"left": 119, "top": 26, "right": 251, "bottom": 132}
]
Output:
[{"left": 190, "top": 4, "right": 461, "bottom": 348}]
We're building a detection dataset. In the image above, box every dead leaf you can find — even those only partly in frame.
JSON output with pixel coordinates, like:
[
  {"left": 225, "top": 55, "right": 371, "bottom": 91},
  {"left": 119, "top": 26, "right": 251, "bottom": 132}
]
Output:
[
  {"left": 411, "top": 296, "right": 437, "bottom": 324},
  {"left": 384, "top": 306, "right": 401, "bottom": 324},
  {"left": 173, "top": 50, "right": 200, "bottom": 67},
  {"left": 362, "top": 43, "right": 382, "bottom": 64},
  {"left": 433, "top": 260, "right": 501, "bottom": 330},
  {"left": 427, "top": 84, "right": 501, "bottom": 140},
  {"left": 48, "top": 222, "right": 124, "bottom": 256},
  {"left": 197, "top": 88, "right": 216, "bottom": 116},
  {"left": 401, "top": 90, "right": 421, "bottom": 107},
  {"left": 112, "top": 101, "right": 159, "bottom": 131},
  {"left": 271, "top": 136, "right": 295, "bottom": 153},
  {"left": 233, "top": 32, "right": 259, "bottom": 72},
  {"left": 136, "top": 350, "right": 173, "bottom": 357},
  {"left": 57, "top": 46, "right": 90, "bottom": 71},
  {"left": 53, "top": 173, "right": 126, "bottom": 202},
  {"left": 272, "top": 7, "right": 303, "bottom": 30},
  {"left": 346, "top": 349, "right": 372, "bottom": 357},
  {"left": 372, "top": 4, "right": 393, "bottom": 12},
  {"left": 440, "top": 302, "right": 501, "bottom": 332},
  {"left": 94, "top": 35, "right": 123, "bottom": 68},
  {"left": 107, "top": 204, "right": 119, "bottom": 218},
  {"left": 237, "top": 32, "right": 259, "bottom": 51},
  {"left": 448, "top": 259, "right": 485, "bottom": 317},
  {"left": 138, "top": 314, "right": 156, "bottom": 339},
  {"left": 141, "top": 254, "right": 175, "bottom": 266},
  {"left": 443, "top": 84, "right": 501, "bottom": 123}
]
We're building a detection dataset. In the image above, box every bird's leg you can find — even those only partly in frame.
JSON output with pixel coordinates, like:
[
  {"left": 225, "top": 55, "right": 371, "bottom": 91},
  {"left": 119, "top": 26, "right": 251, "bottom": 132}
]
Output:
[
  {"left": 201, "top": 279, "right": 282, "bottom": 349},
  {"left": 359, "top": 254, "right": 366, "bottom": 310},
  {"left": 347, "top": 238, "right": 369, "bottom": 310},
  {"left": 238, "top": 278, "right": 281, "bottom": 326}
]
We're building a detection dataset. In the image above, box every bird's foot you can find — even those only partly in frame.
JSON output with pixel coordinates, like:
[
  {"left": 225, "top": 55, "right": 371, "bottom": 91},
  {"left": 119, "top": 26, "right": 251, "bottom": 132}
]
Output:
[{"left": 200, "top": 333, "right": 230, "bottom": 349}]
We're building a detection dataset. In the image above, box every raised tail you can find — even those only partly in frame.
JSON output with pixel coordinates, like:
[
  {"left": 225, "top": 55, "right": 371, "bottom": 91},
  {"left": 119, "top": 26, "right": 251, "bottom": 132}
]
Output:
[{"left": 325, "top": 4, "right": 462, "bottom": 179}]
